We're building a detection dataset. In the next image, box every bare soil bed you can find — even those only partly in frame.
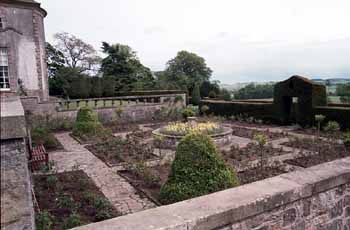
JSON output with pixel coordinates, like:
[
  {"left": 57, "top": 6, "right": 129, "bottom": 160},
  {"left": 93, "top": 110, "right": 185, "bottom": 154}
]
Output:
[
  {"left": 33, "top": 170, "right": 119, "bottom": 230},
  {"left": 221, "top": 143, "right": 290, "bottom": 167},
  {"left": 119, "top": 162, "right": 288, "bottom": 205},
  {"left": 283, "top": 137, "right": 349, "bottom": 167},
  {"left": 86, "top": 137, "right": 157, "bottom": 166},
  {"left": 105, "top": 122, "right": 140, "bottom": 133},
  {"left": 231, "top": 126, "right": 287, "bottom": 140}
]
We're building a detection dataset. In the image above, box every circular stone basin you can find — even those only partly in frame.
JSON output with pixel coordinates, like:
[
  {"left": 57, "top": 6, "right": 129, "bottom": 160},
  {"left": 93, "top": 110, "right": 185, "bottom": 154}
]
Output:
[{"left": 152, "top": 123, "right": 232, "bottom": 149}]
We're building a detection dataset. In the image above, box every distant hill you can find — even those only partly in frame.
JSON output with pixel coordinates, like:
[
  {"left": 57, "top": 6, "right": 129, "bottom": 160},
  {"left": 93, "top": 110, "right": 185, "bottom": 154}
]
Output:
[{"left": 311, "top": 78, "right": 350, "bottom": 85}]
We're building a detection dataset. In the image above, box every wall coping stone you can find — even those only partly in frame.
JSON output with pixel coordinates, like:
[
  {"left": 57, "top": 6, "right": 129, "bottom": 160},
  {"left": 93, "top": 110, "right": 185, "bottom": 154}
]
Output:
[
  {"left": 1, "top": 96, "right": 27, "bottom": 139},
  {"left": 73, "top": 157, "right": 350, "bottom": 230}
]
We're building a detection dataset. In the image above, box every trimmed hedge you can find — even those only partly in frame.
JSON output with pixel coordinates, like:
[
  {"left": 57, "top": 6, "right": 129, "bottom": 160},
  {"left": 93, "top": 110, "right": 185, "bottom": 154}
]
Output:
[
  {"left": 159, "top": 133, "right": 239, "bottom": 204},
  {"left": 313, "top": 106, "right": 350, "bottom": 130},
  {"left": 114, "top": 90, "right": 186, "bottom": 97},
  {"left": 200, "top": 100, "right": 275, "bottom": 121},
  {"left": 73, "top": 107, "right": 102, "bottom": 137}
]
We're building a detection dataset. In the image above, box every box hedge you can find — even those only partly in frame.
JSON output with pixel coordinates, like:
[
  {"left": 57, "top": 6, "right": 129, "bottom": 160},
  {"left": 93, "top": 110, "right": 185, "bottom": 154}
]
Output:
[{"left": 159, "top": 133, "right": 239, "bottom": 204}]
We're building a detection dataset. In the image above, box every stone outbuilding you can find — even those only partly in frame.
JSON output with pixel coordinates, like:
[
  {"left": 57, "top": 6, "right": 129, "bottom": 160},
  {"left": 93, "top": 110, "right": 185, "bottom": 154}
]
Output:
[
  {"left": 0, "top": 0, "right": 49, "bottom": 101},
  {"left": 273, "top": 75, "right": 327, "bottom": 126}
]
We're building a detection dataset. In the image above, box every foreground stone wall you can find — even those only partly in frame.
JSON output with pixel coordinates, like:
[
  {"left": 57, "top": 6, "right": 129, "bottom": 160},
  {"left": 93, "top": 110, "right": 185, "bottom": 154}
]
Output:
[
  {"left": 1, "top": 139, "right": 34, "bottom": 230},
  {"left": 73, "top": 157, "right": 350, "bottom": 230}
]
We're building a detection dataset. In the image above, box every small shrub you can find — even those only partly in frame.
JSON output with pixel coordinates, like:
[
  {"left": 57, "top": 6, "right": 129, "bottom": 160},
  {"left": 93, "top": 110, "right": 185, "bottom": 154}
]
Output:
[
  {"left": 95, "top": 209, "right": 113, "bottom": 221},
  {"left": 208, "top": 90, "right": 217, "bottom": 98},
  {"left": 191, "top": 84, "right": 201, "bottom": 105},
  {"left": 46, "top": 175, "right": 58, "bottom": 190},
  {"left": 200, "top": 105, "right": 210, "bottom": 115},
  {"left": 344, "top": 131, "right": 350, "bottom": 148},
  {"left": 174, "top": 95, "right": 184, "bottom": 103},
  {"left": 181, "top": 108, "right": 195, "bottom": 120},
  {"left": 73, "top": 107, "right": 102, "bottom": 137},
  {"left": 64, "top": 212, "right": 81, "bottom": 229},
  {"left": 36, "top": 210, "right": 53, "bottom": 230},
  {"left": 159, "top": 133, "right": 239, "bottom": 204},
  {"left": 253, "top": 134, "right": 268, "bottom": 171},
  {"left": 57, "top": 195, "right": 76, "bottom": 211},
  {"left": 323, "top": 121, "right": 340, "bottom": 133},
  {"left": 31, "top": 127, "right": 60, "bottom": 150},
  {"left": 315, "top": 114, "right": 326, "bottom": 137}
]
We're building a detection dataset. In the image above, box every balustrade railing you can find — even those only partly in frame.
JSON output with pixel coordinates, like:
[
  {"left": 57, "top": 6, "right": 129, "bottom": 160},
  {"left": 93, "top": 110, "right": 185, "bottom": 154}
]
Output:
[{"left": 57, "top": 94, "right": 184, "bottom": 111}]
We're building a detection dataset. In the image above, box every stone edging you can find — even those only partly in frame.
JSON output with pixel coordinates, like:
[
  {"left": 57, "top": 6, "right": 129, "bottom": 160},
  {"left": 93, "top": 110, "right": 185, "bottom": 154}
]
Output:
[{"left": 72, "top": 157, "right": 350, "bottom": 230}]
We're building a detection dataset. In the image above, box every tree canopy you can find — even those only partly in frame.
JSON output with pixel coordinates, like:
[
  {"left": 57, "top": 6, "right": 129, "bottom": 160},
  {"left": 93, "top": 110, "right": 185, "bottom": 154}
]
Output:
[
  {"left": 100, "top": 42, "right": 155, "bottom": 92},
  {"left": 234, "top": 83, "right": 274, "bottom": 99},
  {"left": 164, "top": 51, "right": 212, "bottom": 94}
]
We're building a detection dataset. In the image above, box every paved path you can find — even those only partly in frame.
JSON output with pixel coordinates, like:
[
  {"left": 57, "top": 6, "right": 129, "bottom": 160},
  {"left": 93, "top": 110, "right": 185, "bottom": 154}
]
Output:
[{"left": 50, "top": 132, "right": 156, "bottom": 215}]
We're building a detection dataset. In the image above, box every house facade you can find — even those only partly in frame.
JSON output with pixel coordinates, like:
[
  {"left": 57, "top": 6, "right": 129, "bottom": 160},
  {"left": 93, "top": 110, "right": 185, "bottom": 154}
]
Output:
[{"left": 0, "top": 0, "right": 49, "bottom": 101}]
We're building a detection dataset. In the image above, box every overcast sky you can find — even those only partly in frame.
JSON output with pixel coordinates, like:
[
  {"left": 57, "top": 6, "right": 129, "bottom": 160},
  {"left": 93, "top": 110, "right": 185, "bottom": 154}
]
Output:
[{"left": 41, "top": 0, "right": 350, "bottom": 84}]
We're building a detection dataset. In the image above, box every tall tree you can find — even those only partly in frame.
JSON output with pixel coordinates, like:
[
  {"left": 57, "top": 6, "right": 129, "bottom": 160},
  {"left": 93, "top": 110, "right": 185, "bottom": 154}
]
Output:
[
  {"left": 100, "top": 42, "right": 154, "bottom": 92},
  {"left": 46, "top": 42, "right": 66, "bottom": 78},
  {"left": 165, "top": 51, "right": 212, "bottom": 94},
  {"left": 54, "top": 32, "right": 101, "bottom": 74}
]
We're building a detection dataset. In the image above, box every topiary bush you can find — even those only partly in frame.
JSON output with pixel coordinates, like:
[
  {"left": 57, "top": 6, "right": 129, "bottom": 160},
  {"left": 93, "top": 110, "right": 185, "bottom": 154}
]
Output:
[
  {"left": 159, "top": 133, "right": 239, "bottom": 204},
  {"left": 73, "top": 107, "right": 102, "bottom": 137},
  {"left": 31, "top": 127, "right": 60, "bottom": 150},
  {"left": 191, "top": 84, "right": 201, "bottom": 105},
  {"left": 181, "top": 107, "right": 196, "bottom": 120}
]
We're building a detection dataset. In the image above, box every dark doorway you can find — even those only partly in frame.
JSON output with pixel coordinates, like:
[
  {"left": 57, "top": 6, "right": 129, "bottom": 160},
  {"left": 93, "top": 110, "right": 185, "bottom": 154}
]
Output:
[{"left": 282, "top": 96, "right": 292, "bottom": 124}]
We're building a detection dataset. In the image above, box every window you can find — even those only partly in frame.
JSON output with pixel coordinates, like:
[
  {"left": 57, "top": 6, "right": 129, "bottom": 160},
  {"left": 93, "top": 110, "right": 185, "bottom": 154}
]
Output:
[{"left": 0, "top": 48, "right": 10, "bottom": 89}]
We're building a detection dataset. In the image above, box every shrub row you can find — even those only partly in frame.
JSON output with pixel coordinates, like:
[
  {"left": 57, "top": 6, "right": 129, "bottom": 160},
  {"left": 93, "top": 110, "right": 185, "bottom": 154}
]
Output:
[
  {"left": 313, "top": 106, "right": 350, "bottom": 130},
  {"left": 200, "top": 100, "right": 275, "bottom": 121}
]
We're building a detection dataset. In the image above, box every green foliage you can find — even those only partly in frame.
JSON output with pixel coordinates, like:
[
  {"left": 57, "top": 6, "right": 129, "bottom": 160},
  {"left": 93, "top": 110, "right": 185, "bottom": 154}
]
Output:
[
  {"left": 129, "top": 162, "right": 160, "bottom": 187},
  {"left": 181, "top": 107, "right": 196, "bottom": 120},
  {"left": 57, "top": 195, "right": 76, "bottom": 210},
  {"left": 164, "top": 51, "right": 212, "bottom": 94},
  {"left": 253, "top": 134, "right": 267, "bottom": 147},
  {"left": 200, "top": 80, "right": 220, "bottom": 98},
  {"left": 159, "top": 133, "right": 239, "bottom": 204},
  {"left": 208, "top": 90, "right": 217, "bottom": 98},
  {"left": 46, "top": 42, "right": 66, "bottom": 78},
  {"left": 31, "top": 127, "right": 60, "bottom": 150},
  {"left": 46, "top": 175, "right": 58, "bottom": 190},
  {"left": 191, "top": 84, "right": 201, "bottom": 105},
  {"left": 100, "top": 42, "right": 155, "bottom": 92},
  {"left": 101, "top": 76, "right": 116, "bottom": 97},
  {"left": 344, "top": 131, "right": 350, "bottom": 147},
  {"left": 36, "top": 210, "right": 54, "bottom": 230},
  {"left": 336, "top": 83, "right": 350, "bottom": 103},
  {"left": 219, "top": 88, "right": 232, "bottom": 101},
  {"left": 323, "top": 121, "right": 340, "bottom": 133},
  {"left": 90, "top": 77, "right": 103, "bottom": 98},
  {"left": 234, "top": 83, "right": 274, "bottom": 99},
  {"left": 68, "top": 75, "right": 90, "bottom": 99},
  {"left": 200, "top": 105, "right": 210, "bottom": 115},
  {"left": 64, "top": 212, "right": 81, "bottom": 229},
  {"left": 73, "top": 107, "right": 102, "bottom": 137},
  {"left": 315, "top": 114, "right": 326, "bottom": 122}
]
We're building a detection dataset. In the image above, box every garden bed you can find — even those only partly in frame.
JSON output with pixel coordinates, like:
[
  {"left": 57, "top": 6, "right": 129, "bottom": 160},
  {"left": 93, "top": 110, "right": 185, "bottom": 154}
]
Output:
[
  {"left": 33, "top": 170, "right": 119, "bottom": 230},
  {"left": 86, "top": 137, "right": 157, "bottom": 167},
  {"left": 231, "top": 126, "right": 287, "bottom": 140},
  {"left": 283, "top": 138, "right": 349, "bottom": 167},
  {"left": 105, "top": 122, "right": 140, "bottom": 133},
  {"left": 118, "top": 162, "right": 289, "bottom": 205},
  {"left": 221, "top": 143, "right": 290, "bottom": 169},
  {"left": 70, "top": 129, "right": 114, "bottom": 145}
]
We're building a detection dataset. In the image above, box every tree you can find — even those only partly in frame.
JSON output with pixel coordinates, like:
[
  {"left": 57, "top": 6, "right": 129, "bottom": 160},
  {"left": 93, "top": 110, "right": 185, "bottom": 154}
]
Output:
[
  {"left": 336, "top": 83, "right": 350, "bottom": 103},
  {"left": 200, "top": 80, "right": 220, "bottom": 98},
  {"left": 219, "top": 88, "right": 232, "bottom": 101},
  {"left": 191, "top": 84, "right": 201, "bottom": 105},
  {"left": 48, "top": 67, "right": 77, "bottom": 97},
  {"left": 165, "top": 51, "right": 212, "bottom": 94},
  {"left": 100, "top": 42, "right": 154, "bottom": 92},
  {"left": 89, "top": 77, "right": 102, "bottom": 98},
  {"left": 234, "top": 83, "right": 274, "bottom": 99},
  {"left": 46, "top": 42, "right": 65, "bottom": 78},
  {"left": 54, "top": 32, "right": 101, "bottom": 74}
]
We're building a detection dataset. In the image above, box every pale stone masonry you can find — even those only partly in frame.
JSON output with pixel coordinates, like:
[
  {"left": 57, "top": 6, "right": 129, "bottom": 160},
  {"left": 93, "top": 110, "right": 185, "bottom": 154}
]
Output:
[
  {"left": 0, "top": 0, "right": 48, "bottom": 101},
  {"left": 0, "top": 97, "right": 34, "bottom": 230},
  {"left": 73, "top": 157, "right": 350, "bottom": 230}
]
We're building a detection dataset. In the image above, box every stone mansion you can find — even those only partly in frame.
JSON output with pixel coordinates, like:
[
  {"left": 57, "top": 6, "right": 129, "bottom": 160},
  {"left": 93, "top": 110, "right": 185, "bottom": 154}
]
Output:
[{"left": 0, "top": 0, "right": 48, "bottom": 101}]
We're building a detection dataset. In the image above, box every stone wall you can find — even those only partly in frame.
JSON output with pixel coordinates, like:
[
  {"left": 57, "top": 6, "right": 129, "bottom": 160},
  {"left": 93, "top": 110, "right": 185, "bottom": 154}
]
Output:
[
  {"left": 1, "top": 139, "right": 34, "bottom": 230},
  {"left": 73, "top": 157, "right": 350, "bottom": 230}
]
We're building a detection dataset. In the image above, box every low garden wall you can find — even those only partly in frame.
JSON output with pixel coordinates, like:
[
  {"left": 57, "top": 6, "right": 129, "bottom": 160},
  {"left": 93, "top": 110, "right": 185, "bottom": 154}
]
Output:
[
  {"left": 21, "top": 92, "right": 186, "bottom": 129},
  {"left": 73, "top": 157, "right": 350, "bottom": 230}
]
